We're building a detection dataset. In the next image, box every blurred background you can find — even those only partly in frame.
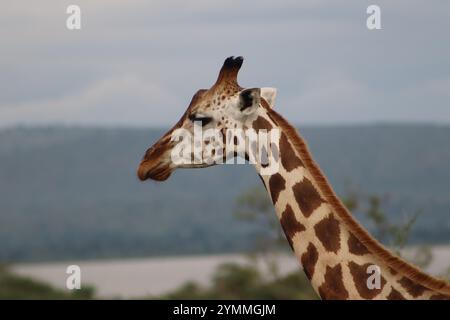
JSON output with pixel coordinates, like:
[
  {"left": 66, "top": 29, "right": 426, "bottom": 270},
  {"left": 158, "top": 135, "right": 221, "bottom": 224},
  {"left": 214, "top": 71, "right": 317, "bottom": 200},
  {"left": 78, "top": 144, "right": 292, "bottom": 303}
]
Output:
[{"left": 1, "top": 1, "right": 449, "bottom": 299}]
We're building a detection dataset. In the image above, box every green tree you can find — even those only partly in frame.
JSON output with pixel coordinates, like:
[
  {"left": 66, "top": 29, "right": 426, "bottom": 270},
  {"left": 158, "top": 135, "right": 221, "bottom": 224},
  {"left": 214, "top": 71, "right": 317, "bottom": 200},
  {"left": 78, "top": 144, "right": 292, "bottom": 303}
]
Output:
[
  {"left": 345, "top": 191, "right": 432, "bottom": 269},
  {"left": 234, "top": 186, "right": 286, "bottom": 279}
]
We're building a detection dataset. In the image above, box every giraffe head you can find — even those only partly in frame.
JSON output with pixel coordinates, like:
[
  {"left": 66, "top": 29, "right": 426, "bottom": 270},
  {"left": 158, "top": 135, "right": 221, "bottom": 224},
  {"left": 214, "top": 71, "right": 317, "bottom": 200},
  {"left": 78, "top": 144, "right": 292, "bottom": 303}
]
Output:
[{"left": 137, "top": 56, "right": 278, "bottom": 181}]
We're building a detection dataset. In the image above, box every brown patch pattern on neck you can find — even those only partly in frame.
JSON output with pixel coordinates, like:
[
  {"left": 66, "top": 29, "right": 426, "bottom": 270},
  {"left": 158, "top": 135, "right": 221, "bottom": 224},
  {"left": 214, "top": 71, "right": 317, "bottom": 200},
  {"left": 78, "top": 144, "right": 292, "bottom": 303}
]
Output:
[
  {"left": 348, "top": 232, "right": 370, "bottom": 256},
  {"left": 292, "top": 178, "right": 325, "bottom": 217},
  {"left": 388, "top": 267, "right": 398, "bottom": 276},
  {"left": 387, "top": 288, "right": 406, "bottom": 300},
  {"left": 268, "top": 173, "right": 286, "bottom": 204},
  {"left": 398, "top": 277, "right": 427, "bottom": 298},
  {"left": 348, "top": 261, "right": 386, "bottom": 299},
  {"left": 252, "top": 116, "right": 273, "bottom": 131},
  {"left": 280, "top": 204, "right": 306, "bottom": 250},
  {"left": 314, "top": 213, "right": 341, "bottom": 253},
  {"left": 279, "top": 133, "right": 303, "bottom": 172},
  {"left": 301, "top": 243, "right": 318, "bottom": 280},
  {"left": 318, "top": 264, "right": 349, "bottom": 300}
]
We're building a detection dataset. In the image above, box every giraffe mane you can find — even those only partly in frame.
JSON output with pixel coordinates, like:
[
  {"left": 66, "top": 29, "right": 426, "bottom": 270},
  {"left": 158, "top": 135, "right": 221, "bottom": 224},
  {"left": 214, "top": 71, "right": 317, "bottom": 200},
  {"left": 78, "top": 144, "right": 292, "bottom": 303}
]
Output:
[{"left": 264, "top": 106, "right": 450, "bottom": 296}]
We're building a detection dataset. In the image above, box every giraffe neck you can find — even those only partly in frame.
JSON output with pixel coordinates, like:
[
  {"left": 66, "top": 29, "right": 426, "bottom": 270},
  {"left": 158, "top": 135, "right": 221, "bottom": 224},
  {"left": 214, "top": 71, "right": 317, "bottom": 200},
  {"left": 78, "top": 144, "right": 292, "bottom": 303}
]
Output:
[{"left": 248, "top": 107, "right": 450, "bottom": 300}]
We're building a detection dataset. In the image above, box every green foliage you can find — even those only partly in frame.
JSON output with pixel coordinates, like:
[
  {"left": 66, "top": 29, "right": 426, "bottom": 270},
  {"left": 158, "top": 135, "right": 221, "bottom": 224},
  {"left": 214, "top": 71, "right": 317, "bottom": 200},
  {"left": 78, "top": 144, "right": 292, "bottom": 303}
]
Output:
[
  {"left": 235, "top": 186, "right": 286, "bottom": 255},
  {"left": 0, "top": 264, "right": 95, "bottom": 300},
  {"left": 364, "top": 195, "right": 420, "bottom": 251},
  {"left": 156, "top": 263, "right": 317, "bottom": 300},
  {"left": 348, "top": 192, "right": 432, "bottom": 268}
]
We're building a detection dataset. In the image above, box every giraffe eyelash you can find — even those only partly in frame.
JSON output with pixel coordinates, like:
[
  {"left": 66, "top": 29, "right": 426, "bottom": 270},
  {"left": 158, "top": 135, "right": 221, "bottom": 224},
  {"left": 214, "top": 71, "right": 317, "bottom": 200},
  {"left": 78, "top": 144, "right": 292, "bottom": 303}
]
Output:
[{"left": 189, "top": 114, "right": 213, "bottom": 127}]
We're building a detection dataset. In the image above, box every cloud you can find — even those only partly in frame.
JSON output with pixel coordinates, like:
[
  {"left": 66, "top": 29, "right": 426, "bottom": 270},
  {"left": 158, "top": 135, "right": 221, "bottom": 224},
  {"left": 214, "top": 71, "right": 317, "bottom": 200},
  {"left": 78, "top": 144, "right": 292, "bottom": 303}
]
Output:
[
  {"left": 0, "top": 75, "right": 180, "bottom": 127},
  {"left": 1, "top": 0, "right": 450, "bottom": 126}
]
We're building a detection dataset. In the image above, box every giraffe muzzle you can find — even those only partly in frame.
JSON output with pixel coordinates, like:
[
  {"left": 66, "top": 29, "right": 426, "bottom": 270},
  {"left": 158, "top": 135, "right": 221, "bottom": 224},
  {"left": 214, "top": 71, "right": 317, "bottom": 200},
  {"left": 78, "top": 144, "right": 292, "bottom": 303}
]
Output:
[
  {"left": 137, "top": 142, "right": 173, "bottom": 181},
  {"left": 137, "top": 160, "right": 172, "bottom": 181}
]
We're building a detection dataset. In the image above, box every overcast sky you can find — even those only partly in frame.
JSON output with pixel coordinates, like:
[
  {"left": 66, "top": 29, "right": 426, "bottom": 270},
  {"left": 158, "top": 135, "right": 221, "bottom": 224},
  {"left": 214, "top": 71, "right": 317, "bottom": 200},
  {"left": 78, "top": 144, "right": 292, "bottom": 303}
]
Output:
[{"left": 1, "top": 1, "right": 450, "bottom": 127}]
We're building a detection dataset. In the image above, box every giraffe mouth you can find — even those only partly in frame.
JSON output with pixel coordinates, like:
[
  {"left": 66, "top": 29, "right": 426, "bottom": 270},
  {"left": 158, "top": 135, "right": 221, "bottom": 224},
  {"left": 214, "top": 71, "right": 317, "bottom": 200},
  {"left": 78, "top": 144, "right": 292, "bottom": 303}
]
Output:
[
  {"left": 137, "top": 161, "right": 172, "bottom": 182},
  {"left": 178, "top": 163, "right": 214, "bottom": 169},
  {"left": 138, "top": 161, "right": 215, "bottom": 181}
]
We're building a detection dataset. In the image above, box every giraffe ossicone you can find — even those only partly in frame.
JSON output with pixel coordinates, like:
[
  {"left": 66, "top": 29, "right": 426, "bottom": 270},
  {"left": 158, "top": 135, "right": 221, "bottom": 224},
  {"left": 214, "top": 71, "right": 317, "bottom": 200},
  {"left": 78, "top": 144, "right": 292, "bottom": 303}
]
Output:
[{"left": 137, "top": 56, "right": 450, "bottom": 300}]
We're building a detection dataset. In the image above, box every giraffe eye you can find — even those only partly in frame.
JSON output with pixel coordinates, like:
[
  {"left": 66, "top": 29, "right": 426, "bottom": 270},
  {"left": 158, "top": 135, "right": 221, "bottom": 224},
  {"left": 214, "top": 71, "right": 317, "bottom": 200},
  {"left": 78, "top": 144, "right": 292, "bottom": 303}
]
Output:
[{"left": 189, "top": 114, "right": 213, "bottom": 127}]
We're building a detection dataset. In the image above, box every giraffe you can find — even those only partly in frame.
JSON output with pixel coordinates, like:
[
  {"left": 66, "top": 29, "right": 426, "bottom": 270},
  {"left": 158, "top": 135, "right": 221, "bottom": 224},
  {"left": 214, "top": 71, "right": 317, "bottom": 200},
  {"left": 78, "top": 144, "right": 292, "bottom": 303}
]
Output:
[{"left": 137, "top": 56, "right": 450, "bottom": 300}]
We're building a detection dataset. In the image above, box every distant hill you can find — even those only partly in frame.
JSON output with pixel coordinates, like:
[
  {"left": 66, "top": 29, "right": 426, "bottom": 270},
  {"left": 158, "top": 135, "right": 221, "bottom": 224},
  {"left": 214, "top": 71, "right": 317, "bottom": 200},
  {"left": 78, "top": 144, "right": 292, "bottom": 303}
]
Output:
[{"left": 0, "top": 125, "right": 449, "bottom": 262}]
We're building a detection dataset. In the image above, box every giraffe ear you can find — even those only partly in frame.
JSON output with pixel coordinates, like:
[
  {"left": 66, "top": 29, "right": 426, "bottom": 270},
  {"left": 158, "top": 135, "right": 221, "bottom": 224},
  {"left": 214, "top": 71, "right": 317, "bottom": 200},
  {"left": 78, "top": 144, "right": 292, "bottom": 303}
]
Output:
[
  {"left": 238, "top": 88, "right": 261, "bottom": 115},
  {"left": 260, "top": 87, "right": 277, "bottom": 108}
]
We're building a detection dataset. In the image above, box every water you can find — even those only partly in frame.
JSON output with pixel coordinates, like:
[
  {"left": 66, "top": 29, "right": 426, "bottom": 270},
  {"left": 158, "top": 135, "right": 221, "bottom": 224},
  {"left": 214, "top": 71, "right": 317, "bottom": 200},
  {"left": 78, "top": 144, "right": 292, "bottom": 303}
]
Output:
[{"left": 12, "top": 247, "right": 450, "bottom": 298}]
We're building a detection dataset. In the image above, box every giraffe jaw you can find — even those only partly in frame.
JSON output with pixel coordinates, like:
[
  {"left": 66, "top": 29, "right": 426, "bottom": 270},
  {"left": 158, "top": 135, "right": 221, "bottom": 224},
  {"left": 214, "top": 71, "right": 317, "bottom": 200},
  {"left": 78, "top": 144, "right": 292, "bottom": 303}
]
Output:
[{"left": 138, "top": 161, "right": 215, "bottom": 182}]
